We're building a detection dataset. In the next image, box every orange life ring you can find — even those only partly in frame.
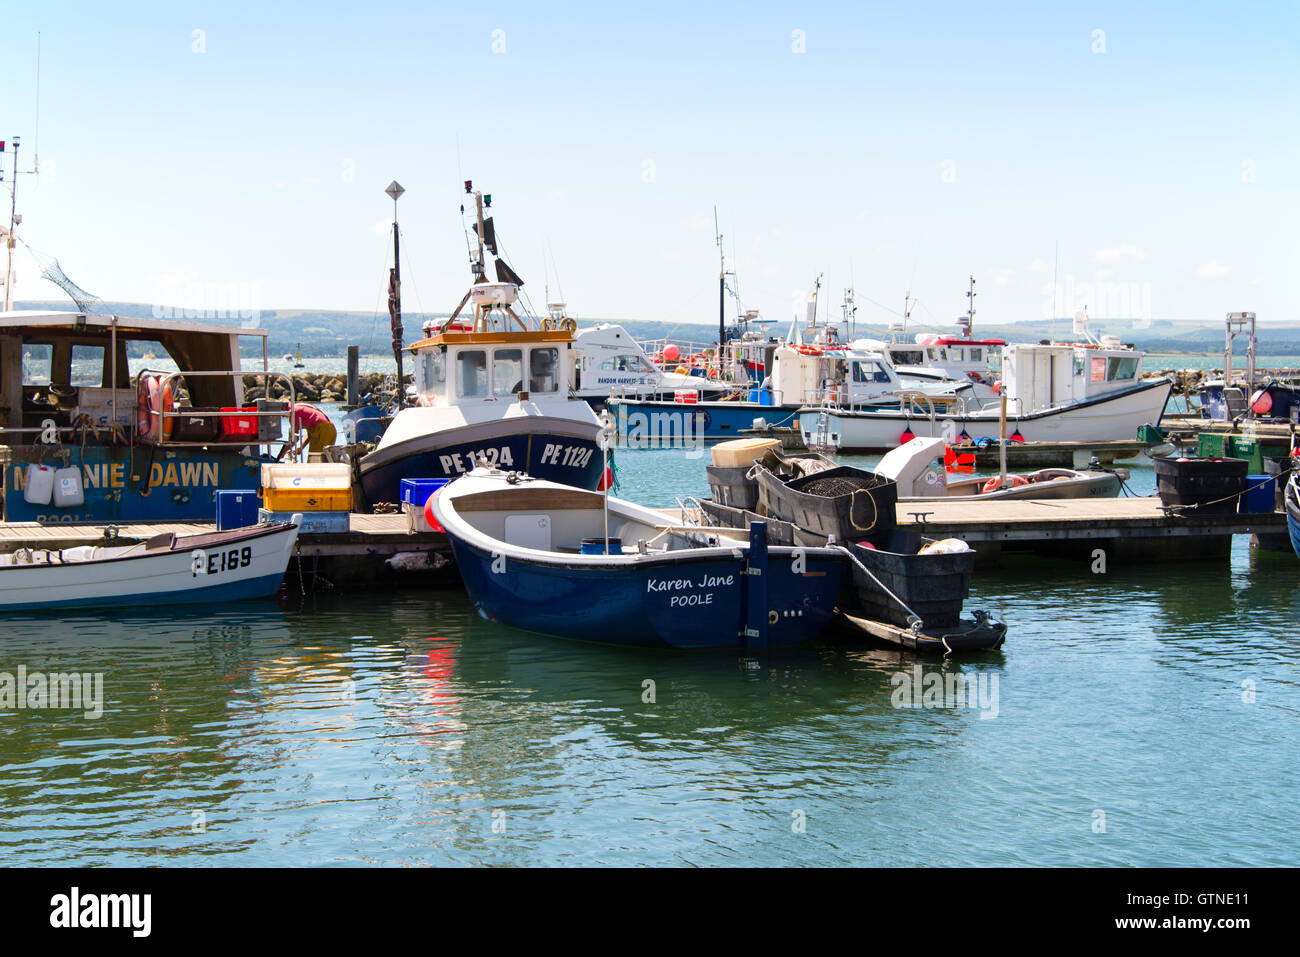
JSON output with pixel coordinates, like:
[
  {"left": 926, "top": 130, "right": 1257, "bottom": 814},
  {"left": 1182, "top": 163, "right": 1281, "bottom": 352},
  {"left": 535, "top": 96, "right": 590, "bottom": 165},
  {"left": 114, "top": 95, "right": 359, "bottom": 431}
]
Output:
[
  {"left": 136, "top": 374, "right": 156, "bottom": 439},
  {"left": 159, "top": 380, "right": 175, "bottom": 440}
]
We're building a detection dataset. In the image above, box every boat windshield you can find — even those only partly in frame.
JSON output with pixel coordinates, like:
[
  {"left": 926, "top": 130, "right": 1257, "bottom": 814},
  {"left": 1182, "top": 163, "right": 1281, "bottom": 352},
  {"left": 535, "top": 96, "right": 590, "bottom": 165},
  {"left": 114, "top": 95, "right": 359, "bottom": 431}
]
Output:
[
  {"left": 493, "top": 348, "right": 525, "bottom": 397},
  {"left": 853, "top": 360, "right": 892, "bottom": 384},
  {"left": 457, "top": 350, "right": 488, "bottom": 397},
  {"left": 529, "top": 347, "right": 560, "bottom": 393}
]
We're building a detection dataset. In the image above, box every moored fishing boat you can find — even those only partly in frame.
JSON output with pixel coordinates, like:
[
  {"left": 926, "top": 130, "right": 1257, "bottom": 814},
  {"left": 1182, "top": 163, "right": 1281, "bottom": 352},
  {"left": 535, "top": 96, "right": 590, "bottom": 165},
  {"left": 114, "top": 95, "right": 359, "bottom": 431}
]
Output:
[
  {"left": 354, "top": 184, "right": 605, "bottom": 506},
  {"left": 1285, "top": 473, "right": 1300, "bottom": 559},
  {"left": 0, "top": 516, "right": 300, "bottom": 610},
  {"left": 801, "top": 312, "right": 1172, "bottom": 453},
  {"left": 432, "top": 466, "right": 844, "bottom": 650}
]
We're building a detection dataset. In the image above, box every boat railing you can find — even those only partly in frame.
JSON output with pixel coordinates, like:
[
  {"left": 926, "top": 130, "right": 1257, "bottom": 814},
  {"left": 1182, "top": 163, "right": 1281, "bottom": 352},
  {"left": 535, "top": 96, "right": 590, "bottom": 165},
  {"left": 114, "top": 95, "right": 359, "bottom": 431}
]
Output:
[{"left": 140, "top": 368, "right": 298, "bottom": 451}]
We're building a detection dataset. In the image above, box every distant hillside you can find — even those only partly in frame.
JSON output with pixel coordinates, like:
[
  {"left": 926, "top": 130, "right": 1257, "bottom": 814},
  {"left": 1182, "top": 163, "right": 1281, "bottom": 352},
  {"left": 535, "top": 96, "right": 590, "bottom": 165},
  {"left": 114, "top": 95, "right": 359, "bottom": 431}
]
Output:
[{"left": 16, "top": 301, "right": 1300, "bottom": 358}]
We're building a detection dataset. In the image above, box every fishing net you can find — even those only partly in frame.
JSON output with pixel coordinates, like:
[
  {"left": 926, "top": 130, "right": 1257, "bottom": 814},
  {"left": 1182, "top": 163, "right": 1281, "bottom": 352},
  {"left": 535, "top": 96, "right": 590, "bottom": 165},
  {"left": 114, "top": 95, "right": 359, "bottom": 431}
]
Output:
[
  {"left": 22, "top": 242, "right": 105, "bottom": 313},
  {"left": 798, "top": 475, "right": 886, "bottom": 498}
]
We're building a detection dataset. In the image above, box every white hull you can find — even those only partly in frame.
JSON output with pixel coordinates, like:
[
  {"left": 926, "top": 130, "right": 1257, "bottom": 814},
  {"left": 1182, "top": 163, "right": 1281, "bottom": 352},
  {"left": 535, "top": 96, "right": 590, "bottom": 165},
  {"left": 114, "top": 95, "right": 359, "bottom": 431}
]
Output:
[
  {"left": 0, "top": 520, "right": 300, "bottom": 610},
  {"left": 802, "top": 379, "right": 1172, "bottom": 452}
]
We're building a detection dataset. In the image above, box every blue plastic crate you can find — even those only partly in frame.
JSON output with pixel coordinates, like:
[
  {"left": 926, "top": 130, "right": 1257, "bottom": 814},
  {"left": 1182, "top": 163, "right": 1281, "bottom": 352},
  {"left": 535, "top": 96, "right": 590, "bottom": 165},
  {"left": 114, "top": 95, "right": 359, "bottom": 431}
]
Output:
[
  {"left": 400, "top": 478, "right": 451, "bottom": 508},
  {"left": 216, "top": 490, "right": 260, "bottom": 530},
  {"left": 1241, "top": 474, "right": 1276, "bottom": 514},
  {"left": 257, "top": 508, "right": 350, "bottom": 534}
]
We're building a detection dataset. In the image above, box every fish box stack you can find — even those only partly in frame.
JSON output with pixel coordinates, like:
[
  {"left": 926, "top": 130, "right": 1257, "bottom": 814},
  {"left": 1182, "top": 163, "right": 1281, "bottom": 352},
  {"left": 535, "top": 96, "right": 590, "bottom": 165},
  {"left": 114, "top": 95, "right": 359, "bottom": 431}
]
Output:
[
  {"left": 706, "top": 438, "right": 781, "bottom": 510},
  {"left": 258, "top": 463, "right": 354, "bottom": 533}
]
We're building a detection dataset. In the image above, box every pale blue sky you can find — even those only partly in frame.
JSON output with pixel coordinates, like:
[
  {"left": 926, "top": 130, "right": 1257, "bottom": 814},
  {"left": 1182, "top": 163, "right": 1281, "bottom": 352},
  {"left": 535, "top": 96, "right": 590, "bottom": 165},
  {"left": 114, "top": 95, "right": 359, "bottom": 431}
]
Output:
[{"left": 2, "top": 1, "right": 1296, "bottom": 327}]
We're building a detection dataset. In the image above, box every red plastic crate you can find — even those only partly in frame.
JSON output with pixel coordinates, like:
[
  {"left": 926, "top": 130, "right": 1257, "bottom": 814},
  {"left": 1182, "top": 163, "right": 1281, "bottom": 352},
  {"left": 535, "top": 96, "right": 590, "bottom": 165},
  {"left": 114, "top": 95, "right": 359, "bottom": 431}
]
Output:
[{"left": 220, "top": 406, "right": 259, "bottom": 437}]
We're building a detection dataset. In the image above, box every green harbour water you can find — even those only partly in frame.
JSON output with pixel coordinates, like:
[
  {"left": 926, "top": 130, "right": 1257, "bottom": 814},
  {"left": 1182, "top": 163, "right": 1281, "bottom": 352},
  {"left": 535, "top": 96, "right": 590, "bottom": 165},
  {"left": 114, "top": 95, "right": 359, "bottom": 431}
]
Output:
[{"left": 0, "top": 445, "right": 1297, "bottom": 866}]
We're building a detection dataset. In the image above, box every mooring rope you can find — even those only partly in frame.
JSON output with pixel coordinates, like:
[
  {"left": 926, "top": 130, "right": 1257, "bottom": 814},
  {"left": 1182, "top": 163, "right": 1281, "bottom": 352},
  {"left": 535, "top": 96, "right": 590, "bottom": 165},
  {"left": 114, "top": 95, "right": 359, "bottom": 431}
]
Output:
[{"left": 834, "top": 544, "right": 923, "bottom": 632}]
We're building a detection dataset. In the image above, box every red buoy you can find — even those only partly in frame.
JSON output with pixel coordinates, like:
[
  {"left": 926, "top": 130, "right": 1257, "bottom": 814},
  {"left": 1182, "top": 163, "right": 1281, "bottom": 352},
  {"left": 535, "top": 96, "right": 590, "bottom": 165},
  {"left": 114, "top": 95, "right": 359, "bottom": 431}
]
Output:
[
  {"left": 1250, "top": 389, "right": 1274, "bottom": 415},
  {"left": 900, "top": 428, "right": 915, "bottom": 444},
  {"left": 423, "top": 494, "right": 444, "bottom": 533}
]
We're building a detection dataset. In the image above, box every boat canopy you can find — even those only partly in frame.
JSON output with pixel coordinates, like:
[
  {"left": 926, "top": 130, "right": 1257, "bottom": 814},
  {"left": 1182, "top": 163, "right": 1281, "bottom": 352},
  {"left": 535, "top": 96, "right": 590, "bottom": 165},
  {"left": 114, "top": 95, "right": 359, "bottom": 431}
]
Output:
[{"left": 0, "top": 310, "right": 269, "bottom": 432}]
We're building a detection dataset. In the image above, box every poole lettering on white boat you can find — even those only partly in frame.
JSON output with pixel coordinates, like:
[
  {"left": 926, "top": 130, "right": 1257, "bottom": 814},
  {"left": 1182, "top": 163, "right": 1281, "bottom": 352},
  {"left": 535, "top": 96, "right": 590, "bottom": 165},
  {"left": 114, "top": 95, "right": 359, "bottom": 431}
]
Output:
[{"left": 49, "top": 887, "right": 151, "bottom": 938}]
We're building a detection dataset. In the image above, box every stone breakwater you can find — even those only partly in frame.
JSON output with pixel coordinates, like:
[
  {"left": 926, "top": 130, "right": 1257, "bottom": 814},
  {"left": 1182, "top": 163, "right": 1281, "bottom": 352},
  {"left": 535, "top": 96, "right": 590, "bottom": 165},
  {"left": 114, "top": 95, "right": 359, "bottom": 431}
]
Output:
[
  {"left": 1142, "top": 367, "right": 1300, "bottom": 395},
  {"left": 241, "top": 373, "right": 409, "bottom": 404},
  {"left": 236, "top": 368, "right": 1296, "bottom": 404}
]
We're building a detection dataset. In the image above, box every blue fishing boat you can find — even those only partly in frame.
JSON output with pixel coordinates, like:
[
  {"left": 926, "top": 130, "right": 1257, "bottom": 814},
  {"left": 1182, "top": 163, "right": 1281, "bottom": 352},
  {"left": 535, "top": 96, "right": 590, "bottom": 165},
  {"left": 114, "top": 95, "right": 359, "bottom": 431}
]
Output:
[
  {"left": 1, "top": 310, "right": 294, "bottom": 523},
  {"left": 355, "top": 184, "right": 605, "bottom": 506},
  {"left": 432, "top": 467, "right": 844, "bottom": 650}
]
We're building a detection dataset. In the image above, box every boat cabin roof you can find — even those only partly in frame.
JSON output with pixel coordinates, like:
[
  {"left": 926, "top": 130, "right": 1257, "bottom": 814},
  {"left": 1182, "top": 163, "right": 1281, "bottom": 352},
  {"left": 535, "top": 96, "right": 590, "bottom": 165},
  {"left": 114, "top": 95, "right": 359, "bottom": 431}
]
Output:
[
  {"left": 407, "top": 328, "right": 575, "bottom": 351},
  {"left": 0, "top": 310, "right": 268, "bottom": 340}
]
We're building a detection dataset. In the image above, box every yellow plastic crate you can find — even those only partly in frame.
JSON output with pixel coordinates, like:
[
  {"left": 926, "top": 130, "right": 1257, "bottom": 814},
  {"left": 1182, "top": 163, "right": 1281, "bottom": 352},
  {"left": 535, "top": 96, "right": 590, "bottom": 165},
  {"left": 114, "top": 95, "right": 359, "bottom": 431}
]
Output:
[{"left": 262, "top": 486, "right": 354, "bottom": 512}]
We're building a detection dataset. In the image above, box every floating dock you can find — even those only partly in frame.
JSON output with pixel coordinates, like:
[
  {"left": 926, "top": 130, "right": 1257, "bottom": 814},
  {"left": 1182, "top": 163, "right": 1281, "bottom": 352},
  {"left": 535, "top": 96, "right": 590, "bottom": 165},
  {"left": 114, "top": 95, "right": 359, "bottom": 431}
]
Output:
[{"left": 893, "top": 496, "right": 1286, "bottom": 563}]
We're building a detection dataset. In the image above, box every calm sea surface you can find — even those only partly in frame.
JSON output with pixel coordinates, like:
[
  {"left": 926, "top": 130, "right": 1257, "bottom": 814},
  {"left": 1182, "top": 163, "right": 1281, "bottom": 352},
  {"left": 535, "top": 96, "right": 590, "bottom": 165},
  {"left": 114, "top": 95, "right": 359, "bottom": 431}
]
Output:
[{"left": 1, "top": 443, "right": 1298, "bottom": 867}]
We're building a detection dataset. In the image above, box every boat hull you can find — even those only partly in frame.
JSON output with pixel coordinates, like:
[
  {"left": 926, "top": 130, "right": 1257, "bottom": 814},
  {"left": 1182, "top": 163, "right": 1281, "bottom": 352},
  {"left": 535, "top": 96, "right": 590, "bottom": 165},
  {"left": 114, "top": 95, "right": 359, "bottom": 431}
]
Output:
[
  {"left": 1287, "top": 476, "right": 1300, "bottom": 559},
  {"left": 2, "top": 446, "right": 268, "bottom": 524},
  {"left": 358, "top": 417, "right": 606, "bottom": 506},
  {"left": 803, "top": 378, "right": 1173, "bottom": 453},
  {"left": 609, "top": 398, "right": 802, "bottom": 440},
  {"left": 446, "top": 536, "right": 843, "bottom": 650},
  {"left": 0, "top": 522, "right": 298, "bottom": 611}
]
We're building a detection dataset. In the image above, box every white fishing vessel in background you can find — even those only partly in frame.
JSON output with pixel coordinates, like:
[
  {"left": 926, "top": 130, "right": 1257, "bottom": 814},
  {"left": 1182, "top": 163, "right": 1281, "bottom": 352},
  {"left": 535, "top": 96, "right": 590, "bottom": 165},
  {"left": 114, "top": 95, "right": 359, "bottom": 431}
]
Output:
[
  {"left": 573, "top": 320, "right": 731, "bottom": 406},
  {"left": 801, "top": 310, "right": 1172, "bottom": 452}
]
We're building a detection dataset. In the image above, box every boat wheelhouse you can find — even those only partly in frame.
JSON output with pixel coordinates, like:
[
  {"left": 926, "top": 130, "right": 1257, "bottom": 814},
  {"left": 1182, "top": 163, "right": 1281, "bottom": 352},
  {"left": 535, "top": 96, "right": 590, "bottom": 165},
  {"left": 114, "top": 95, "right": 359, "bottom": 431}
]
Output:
[
  {"left": 354, "top": 186, "right": 604, "bottom": 506},
  {"left": 1, "top": 309, "right": 292, "bottom": 523}
]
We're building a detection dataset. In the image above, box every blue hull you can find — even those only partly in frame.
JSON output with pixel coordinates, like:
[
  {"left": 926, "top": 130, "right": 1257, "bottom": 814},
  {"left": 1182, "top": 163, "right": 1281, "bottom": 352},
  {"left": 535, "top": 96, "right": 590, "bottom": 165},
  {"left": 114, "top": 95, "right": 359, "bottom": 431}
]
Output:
[
  {"left": 360, "top": 432, "right": 606, "bottom": 506},
  {"left": 610, "top": 400, "right": 802, "bottom": 440},
  {"left": 447, "top": 538, "right": 843, "bottom": 650},
  {"left": 3, "top": 447, "right": 268, "bottom": 524},
  {"left": 1288, "top": 505, "right": 1300, "bottom": 560}
]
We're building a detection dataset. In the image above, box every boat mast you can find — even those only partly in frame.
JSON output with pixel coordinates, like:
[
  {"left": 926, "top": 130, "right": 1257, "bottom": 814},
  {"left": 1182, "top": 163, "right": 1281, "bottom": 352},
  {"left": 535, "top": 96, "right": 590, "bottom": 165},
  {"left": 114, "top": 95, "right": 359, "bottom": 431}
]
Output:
[
  {"left": 964, "top": 275, "right": 976, "bottom": 339},
  {"left": 3, "top": 136, "right": 19, "bottom": 312},
  {"left": 385, "top": 180, "right": 406, "bottom": 402},
  {"left": 715, "top": 207, "right": 725, "bottom": 352}
]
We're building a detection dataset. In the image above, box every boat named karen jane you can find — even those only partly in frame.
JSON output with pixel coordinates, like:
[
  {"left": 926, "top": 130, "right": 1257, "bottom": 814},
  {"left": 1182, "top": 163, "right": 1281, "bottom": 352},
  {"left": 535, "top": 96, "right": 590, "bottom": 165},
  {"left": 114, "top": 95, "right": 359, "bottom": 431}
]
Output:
[
  {"left": 355, "top": 186, "right": 606, "bottom": 506},
  {"left": 0, "top": 516, "right": 300, "bottom": 610},
  {"left": 432, "top": 467, "right": 844, "bottom": 649}
]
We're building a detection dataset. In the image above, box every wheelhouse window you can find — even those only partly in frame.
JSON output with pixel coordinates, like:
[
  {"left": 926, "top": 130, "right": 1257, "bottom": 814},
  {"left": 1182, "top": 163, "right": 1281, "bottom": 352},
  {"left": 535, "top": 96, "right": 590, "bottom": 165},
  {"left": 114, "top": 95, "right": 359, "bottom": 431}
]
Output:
[
  {"left": 1106, "top": 356, "right": 1139, "bottom": 381},
  {"left": 853, "top": 360, "right": 891, "bottom": 384},
  {"left": 70, "top": 345, "right": 105, "bottom": 387},
  {"left": 969, "top": 347, "right": 983, "bottom": 362},
  {"left": 492, "top": 348, "right": 524, "bottom": 397},
  {"left": 457, "top": 350, "right": 488, "bottom": 397},
  {"left": 423, "top": 351, "right": 447, "bottom": 397},
  {"left": 530, "top": 347, "right": 560, "bottom": 393},
  {"left": 22, "top": 344, "right": 53, "bottom": 385},
  {"left": 599, "top": 354, "right": 653, "bottom": 373}
]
